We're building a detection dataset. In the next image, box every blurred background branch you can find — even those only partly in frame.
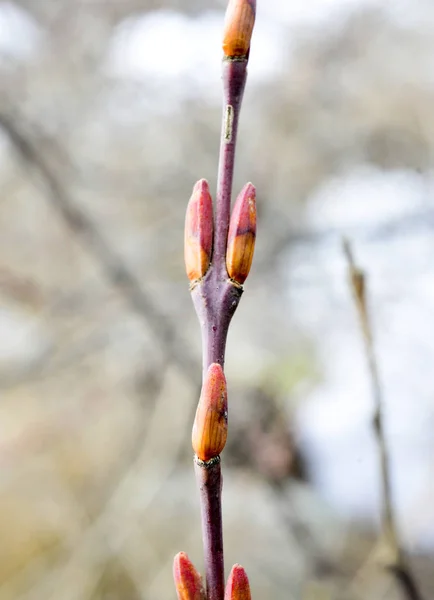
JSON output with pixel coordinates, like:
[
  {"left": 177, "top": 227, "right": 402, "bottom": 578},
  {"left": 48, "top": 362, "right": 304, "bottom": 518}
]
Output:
[{"left": 0, "top": 110, "right": 199, "bottom": 381}]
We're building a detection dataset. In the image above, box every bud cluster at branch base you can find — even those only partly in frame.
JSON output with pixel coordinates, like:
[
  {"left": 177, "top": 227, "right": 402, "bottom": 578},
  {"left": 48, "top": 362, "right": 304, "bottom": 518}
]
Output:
[
  {"left": 224, "top": 564, "right": 252, "bottom": 600},
  {"left": 222, "top": 0, "right": 256, "bottom": 57},
  {"left": 226, "top": 182, "right": 256, "bottom": 284},
  {"left": 184, "top": 179, "right": 214, "bottom": 283},
  {"left": 192, "top": 363, "right": 228, "bottom": 462},
  {"left": 173, "top": 552, "right": 206, "bottom": 600}
]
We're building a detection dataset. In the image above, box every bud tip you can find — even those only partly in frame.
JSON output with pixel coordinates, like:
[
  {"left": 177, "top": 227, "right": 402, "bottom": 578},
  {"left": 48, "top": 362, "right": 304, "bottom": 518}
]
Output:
[
  {"left": 173, "top": 552, "right": 205, "bottom": 600},
  {"left": 225, "top": 564, "right": 252, "bottom": 600}
]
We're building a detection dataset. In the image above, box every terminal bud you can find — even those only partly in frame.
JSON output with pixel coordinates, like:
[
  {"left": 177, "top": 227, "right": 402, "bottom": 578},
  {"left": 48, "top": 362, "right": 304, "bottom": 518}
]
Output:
[{"left": 222, "top": 0, "right": 256, "bottom": 58}]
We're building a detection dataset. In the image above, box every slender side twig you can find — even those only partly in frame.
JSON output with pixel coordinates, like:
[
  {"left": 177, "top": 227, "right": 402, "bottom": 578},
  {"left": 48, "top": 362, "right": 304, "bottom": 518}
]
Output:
[{"left": 343, "top": 239, "right": 424, "bottom": 600}]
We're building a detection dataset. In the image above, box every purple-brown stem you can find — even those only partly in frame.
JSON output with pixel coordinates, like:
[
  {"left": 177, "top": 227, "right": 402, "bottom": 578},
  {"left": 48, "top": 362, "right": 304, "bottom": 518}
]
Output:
[
  {"left": 191, "top": 57, "right": 249, "bottom": 600},
  {"left": 192, "top": 57, "right": 248, "bottom": 379},
  {"left": 194, "top": 457, "right": 224, "bottom": 600},
  {"left": 192, "top": 277, "right": 242, "bottom": 378},
  {"left": 214, "top": 58, "right": 248, "bottom": 268}
]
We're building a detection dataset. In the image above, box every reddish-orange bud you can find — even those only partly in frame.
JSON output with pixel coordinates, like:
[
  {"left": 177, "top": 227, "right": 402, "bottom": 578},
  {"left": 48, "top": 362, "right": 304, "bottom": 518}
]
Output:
[
  {"left": 226, "top": 183, "right": 256, "bottom": 284},
  {"left": 173, "top": 552, "right": 206, "bottom": 600},
  {"left": 224, "top": 564, "right": 252, "bottom": 600},
  {"left": 222, "top": 0, "right": 256, "bottom": 57},
  {"left": 192, "top": 363, "right": 228, "bottom": 461},
  {"left": 184, "top": 179, "right": 214, "bottom": 283}
]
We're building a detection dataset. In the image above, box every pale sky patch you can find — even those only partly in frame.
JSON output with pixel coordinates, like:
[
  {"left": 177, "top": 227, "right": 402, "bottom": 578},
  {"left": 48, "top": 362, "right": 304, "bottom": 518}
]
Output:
[{"left": 0, "top": 1, "right": 42, "bottom": 61}]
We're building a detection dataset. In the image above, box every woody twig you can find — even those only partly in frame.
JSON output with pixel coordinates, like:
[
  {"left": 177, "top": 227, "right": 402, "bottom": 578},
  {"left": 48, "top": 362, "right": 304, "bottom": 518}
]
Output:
[{"left": 173, "top": 3, "right": 257, "bottom": 600}]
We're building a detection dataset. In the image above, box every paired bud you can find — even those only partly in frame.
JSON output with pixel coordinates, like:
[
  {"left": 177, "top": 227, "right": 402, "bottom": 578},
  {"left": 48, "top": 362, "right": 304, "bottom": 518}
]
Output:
[
  {"left": 184, "top": 179, "right": 214, "bottom": 283},
  {"left": 224, "top": 564, "right": 252, "bottom": 600},
  {"left": 192, "top": 363, "right": 228, "bottom": 462},
  {"left": 222, "top": 0, "right": 256, "bottom": 58},
  {"left": 226, "top": 183, "right": 256, "bottom": 284},
  {"left": 173, "top": 552, "right": 206, "bottom": 600}
]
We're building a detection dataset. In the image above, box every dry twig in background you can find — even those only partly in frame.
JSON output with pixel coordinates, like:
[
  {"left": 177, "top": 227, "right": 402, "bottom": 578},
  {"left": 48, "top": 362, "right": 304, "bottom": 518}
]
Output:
[{"left": 343, "top": 239, "right": 424, "bottom": 600}]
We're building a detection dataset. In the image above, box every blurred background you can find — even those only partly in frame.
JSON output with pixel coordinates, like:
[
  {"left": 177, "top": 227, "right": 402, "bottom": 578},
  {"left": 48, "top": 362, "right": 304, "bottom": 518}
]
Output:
[{"left": 1, "top": 0, "right": 434, "bottom": 598}]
